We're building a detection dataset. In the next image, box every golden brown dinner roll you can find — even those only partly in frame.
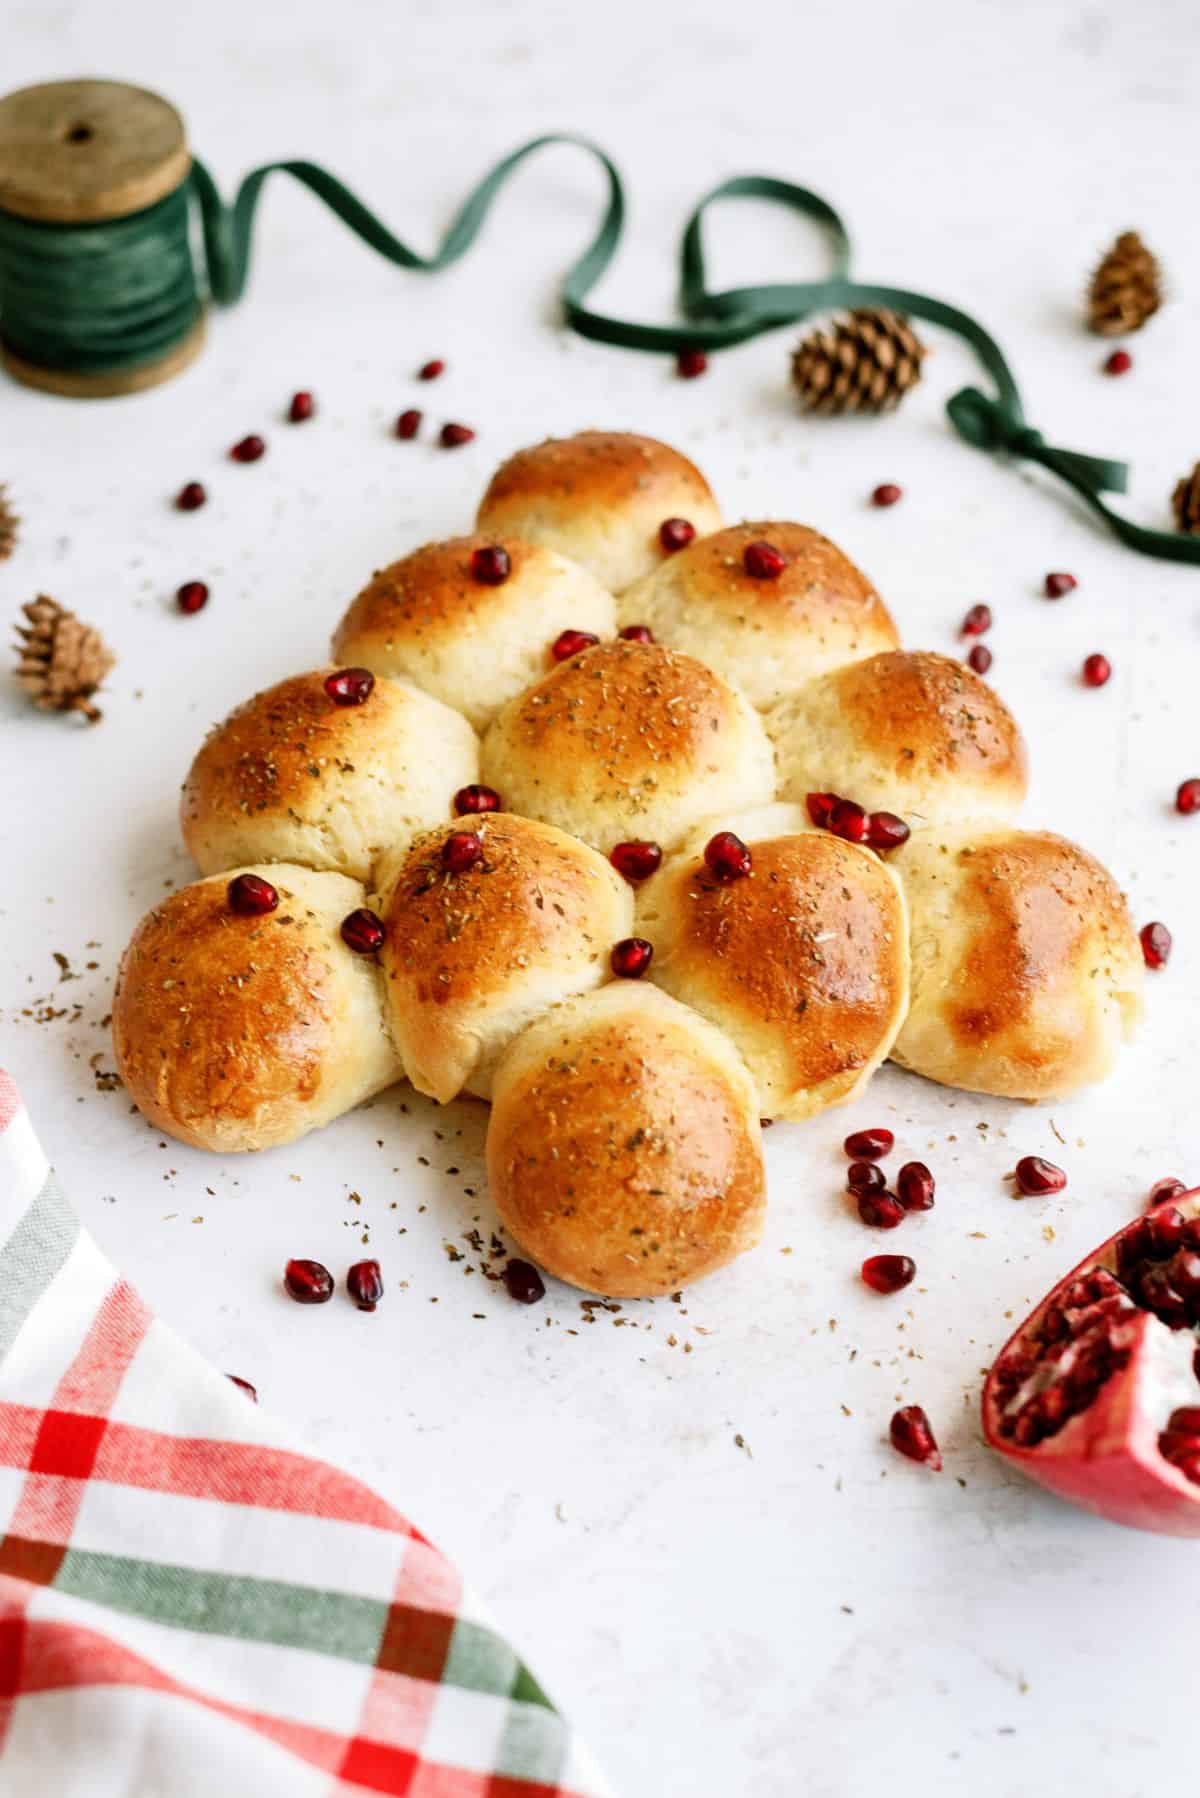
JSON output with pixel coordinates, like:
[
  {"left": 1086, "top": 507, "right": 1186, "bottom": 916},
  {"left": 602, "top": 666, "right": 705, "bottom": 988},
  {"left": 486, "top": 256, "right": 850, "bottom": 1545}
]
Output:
[
  {"left": 637, "top": 804, "right": 910, "bottom": 1120},
  {"left": 620, "top": 521, "right": 899, "bottom": 708},
  {"left": 479, "top": 639, "right": 776, "bottom": 853},
  {"left": 893, "top": 827, "right": 1142, "bottom": 1099},
  {"left": 181, "top": 668, "right": 478, "bottom": 883},
  {"left": 768, "top": 650, "right": 1029, "bottom": 827},
  {"left": 487, "top": 983, "right": 766, "bottom": 1296},
  {"left": 375, "top": 813, "right": 633, "bottom": 1103},
  {"left": 476, "top": 431, "right": 722, "bottom": 593},
  {"left": 112, "top": 865, "right": 401, "bottom": 1152},
  {"left": 330, "top": 535, "right": 616, "bottom": 730}
]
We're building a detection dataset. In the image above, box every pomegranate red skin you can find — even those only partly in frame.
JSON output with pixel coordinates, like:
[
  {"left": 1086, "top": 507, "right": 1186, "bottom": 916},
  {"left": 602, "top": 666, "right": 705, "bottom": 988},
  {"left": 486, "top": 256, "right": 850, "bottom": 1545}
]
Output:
[{"left": 982, "top": 1188, "right": 1200, "bottom": 1536}]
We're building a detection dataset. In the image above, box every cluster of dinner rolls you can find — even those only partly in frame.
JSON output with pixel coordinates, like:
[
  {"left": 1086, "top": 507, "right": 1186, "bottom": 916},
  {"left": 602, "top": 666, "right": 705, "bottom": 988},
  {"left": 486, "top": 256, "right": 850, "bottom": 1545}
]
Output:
[{"left": 112, "top": 428, "right": 1144, "bottom": 1298}]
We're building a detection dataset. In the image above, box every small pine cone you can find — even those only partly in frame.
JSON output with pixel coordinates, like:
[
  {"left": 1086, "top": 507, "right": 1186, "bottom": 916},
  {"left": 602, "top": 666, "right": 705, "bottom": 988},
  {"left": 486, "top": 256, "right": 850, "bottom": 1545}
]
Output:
[
  {"left": 1087, "top": 231, "right": 1162, "bottom": 337},
  {"left": 0, "top": 486, "right": 16, "bottom": 562},
  {"left": 791, "top": 308, "right": 927, "bottom": 416},
  {"left": 13, "top": 595, "right": 116, "bottom": 723},
  {"left": 1172, "top": 463, "right": 1200, "bottom": 536}
]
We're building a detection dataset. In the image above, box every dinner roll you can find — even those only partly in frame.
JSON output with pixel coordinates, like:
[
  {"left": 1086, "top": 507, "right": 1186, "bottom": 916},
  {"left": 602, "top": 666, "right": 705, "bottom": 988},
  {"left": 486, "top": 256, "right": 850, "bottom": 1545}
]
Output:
[
  {"left": 620, "top": 521, "right": 899, "bottom": 707},
  {"left": 637, "top": 805, "right": 910, "bottom": 1120},
  {"left": 480, "top": 639, "right": 776, "bottom": 853},
  {"left": 330, "top": 535, "right": 616, "bottom": 730},
  {"left": 476, "top": 431, "right": 722, "bottom": 593},
  {"left": 376, "top": 813, "right": 633, "bottom": 1103},
  {"left": 487, "top": 983, "right": 766, "bottom": 1296},
  {"left": 893, "top": 827, "right": 1142, "bottom": 1100},
  {"left": 768, "top": 650, "right": 1028, "bottom": 827},
  {"left": 181, "top": 669, "right": 478, "bottom": 882},
  {"left": 112, "top": 865, "right": 401, "bottom": 1152}
]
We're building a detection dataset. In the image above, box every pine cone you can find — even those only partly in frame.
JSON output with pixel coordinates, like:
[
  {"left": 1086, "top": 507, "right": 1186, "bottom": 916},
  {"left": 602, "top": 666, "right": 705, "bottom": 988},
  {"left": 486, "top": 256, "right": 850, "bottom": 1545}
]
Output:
[
  {"left": 0, "top": 487, "right": 16, "bottom": 562},
  {"left": 1087, "top": 231, "right": 1162, "bottom": 337},
  {"left": 1172, "top": 463, "right": 1200, "bottom": 536},
  {"left": 13, "top": 595, "right": 116, "bottom": 723},
  {"left": 791, "top": 308, "right": 927, "bottom": 416}
]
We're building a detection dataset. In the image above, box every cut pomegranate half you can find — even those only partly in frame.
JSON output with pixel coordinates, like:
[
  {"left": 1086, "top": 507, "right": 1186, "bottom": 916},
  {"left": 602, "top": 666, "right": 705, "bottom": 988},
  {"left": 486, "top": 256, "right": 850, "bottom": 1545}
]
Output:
[{"left": 982, "top": 1187, "right": 1200, "bottom": 1535}]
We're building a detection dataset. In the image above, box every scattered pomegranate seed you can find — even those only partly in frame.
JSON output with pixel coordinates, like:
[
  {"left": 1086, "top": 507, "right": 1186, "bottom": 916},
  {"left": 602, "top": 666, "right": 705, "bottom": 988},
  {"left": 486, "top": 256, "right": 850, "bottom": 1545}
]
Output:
[
  {"left": 551, "top": 628, "right": 600, "bottom": 662},
  {"left": 1082, "top": 652, "right": 1112, "bottom": 688},
  {"left": 1168, "top": 1406, "right": 1200, "bottom": 1436},
  {"left": 226, "top": 1375, "right": 257, "bottom": 1402},
  {"left": 227, "top": 873, "right": 279, "bottom": 917},
  {"left": 676, "top": 348, "right": 707, "bottom": 379},
  {"left": 230, "top": 434, "right": 265, "bottom": 463},
  {"left": 610, "top": 840, "right": 663, "bottom": 883},
  {"left": 1149, "top": 1176, "right": 1187, "bottom": 1208},
  {"left": 897, "top": 1162, "right": 936, "bottom": 1211},
  {"left": 1104, "top": 349, "right": 1133, "bottom": 375},
  {"left": 703, "top": 831, "right": 753, "bottom": 882},
  {"left": 859, "top": 1190, "right": 905, "bottom": 1228},
  {"left": 659, "top": 517, "right": 696, "bottom": 553},
  {"left": 503, "top": 1258, "right": 546, "bottom": 1304},
  {"left": 1176, "top": 778, "right": 1200, "bottom": 815},
  {"left": 175, "top": 480, "right": 206, "bottom": 511},
  {"left": 967, "top": 643, "right": 993, "bottom": 675},
  {"left": 1014, "top": 1155, "right": 1067, "bottom": 1196},
  {"left": 1044, "top": 571, "right": 1077, "bottom": 598},
  {"left": 862, "top": 1254, "right": 916, "bottom": 1294},
  {"left": 347, "top": 1259, "right": 384, "bottom": 1311},
  {"left": 845, "top": 1128, "right": 894, "bottom": 1160},
  {"left": 176, "top": 580, "right": 209, "bottom": 615},
  {"left": 806, "top": 791, "right": 839, "bottom": 829},
  {"left": 866, "top": 811, "right": 910, "bottom": 851},
  {"left": 324, "top": 667, "right": 375, "bottom": 706},
  {"left": 742, "top": 539, "right": 786, "bottom": 580},
  {"left": 442, "top": 831, "right": 483, "bottom": 874},
  {"left": 847, "top": 1161, "right": 886, "bottom": 1194},
  {"left": 470, "top": 544, "right": 510, "bottom": 585},
  {"left": 454, "top": 784, "right": 502, "bottom": 815},
  {"left": 288, "top": 391, "right": 315, "bottom": 422},
  {"left": 961, "top": 603, "right": 992, "bottom": 635},
  {"left": 890, "top": 1405, "right": 942, "bottom": 1470},
  {"left": 829, "top": 798, "right": 869, "bottom": 844},
  {"left": 284, "top": 1258, "right": 334, "bottom": 1304},
  {"left": 418, "top": 358, "right": 445, "bottom": 381},
  {"left": 440, "top": 423, "right": 475, "bottom": 448},
  {"left": 619, "top": 624, "right": 655, "bottom": 643},
  {"left": 340, "top": 908, "right": 385, "bottom": 955},
  {"left": 611, "top": 937, "right": 653, "bottom": 979},
  {"left": 871, "top": 483, "right": 903, "bottom": 507},
  {"left": 395, "top": 409, "right": 422, "bottom": 439},
  {"left": 1140, "top": 921, "right": 1172, "bottom": 970}
]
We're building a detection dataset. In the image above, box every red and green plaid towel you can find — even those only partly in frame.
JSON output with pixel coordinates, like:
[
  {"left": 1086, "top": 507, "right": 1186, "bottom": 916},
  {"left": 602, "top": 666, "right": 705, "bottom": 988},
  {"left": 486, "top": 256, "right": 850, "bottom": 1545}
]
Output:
[{"left": 0, "top": 1070, "right": 612, "bottom": 1796}]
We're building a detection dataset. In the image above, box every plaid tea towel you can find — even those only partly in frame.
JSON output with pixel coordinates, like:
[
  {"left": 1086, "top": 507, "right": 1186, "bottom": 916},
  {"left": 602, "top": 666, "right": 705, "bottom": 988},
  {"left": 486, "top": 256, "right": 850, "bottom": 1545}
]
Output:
[{"left": 0, "top": 1071, "right": 612, "bottom": 1796}]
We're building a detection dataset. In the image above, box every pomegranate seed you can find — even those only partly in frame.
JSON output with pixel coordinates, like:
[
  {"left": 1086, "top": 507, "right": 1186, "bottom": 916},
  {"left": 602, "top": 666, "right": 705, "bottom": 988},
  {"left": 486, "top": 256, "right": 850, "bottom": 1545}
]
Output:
[
  {"left": 866, "top": 811, "right": 910, "bottom": 851},
  {"left": 611, "top": 937, "right": 653, "bottom": 979},
  {"left": 176, "top": 580, "right": 209, "bottom": 615},
  {"left": 440, "top": 423, "right": 475, "bottom": 448},
  {"left": 230, "top": 434, "right": 265, "bottom": 463},
  {"left": 1082, "top": 653, "right": 1112, "bottom": 688},
  {"left": 619, "top": 624, "right": 655, "bottom": 643},
  {"left": 503, "top": 1258, "right": 546, "bottom": 1304},
  {"left": 1044, "top": 571, "right": 1077, "bottom": 599},
  {"left": 227, "top": 873, "right": 279, "bottom": 917},
  {"left": 1176, "top": 778, "right": 1200, "bottom": 815},
  {"left": 967, "top": 643, "right": 993, "bottom": 675},
  {"left": 418, "top": 358, "right": 445, "bottom": 381},
  {"left": 454, "top": 784, "right": 502, "bottom": 816},
  {"left": 470, "top": 544, "right": 510, "bottom": 585},
  {"left": 659, "top": 517, "right": 696, "bottom": 553},
  {"left": 829, "top": 799, "right": 869, "bottom": 844},
  {"left": 858, "top": 1190, "right": 905, "bottom": 1229},
  {"left": 395, "top": 409, "right": 422, "bottom": 439},
  {"left": 551, "top": 628, "right": 599, "bottom": 662},
  {"left": 889, "top": 1405, "right": 942, "bottom": 1470},
  {"left": 288, "top": 390, "right": 315, "bottom": 422},
  {"left": 844, "top": 1128, "right": 894, "bottom": 1161},
  {"left": 961, "top": 602, "right": 992, "bottom": 636},
  {"left": 1104, "top": 349, "right": 1133, "bottom": 375},
  {"left": 1147, "top": 1205, "right": 1186, "bottom": 1258},
  {"left": 806, "top": 791, "right": 840, "bottom": 829},
  {"left": 676, "top": 348, "right": 707, "bottom": 379},
  {"left": 1014, "top": 1155, "right": 1067, "bottom": 1196},
  {"left": 175, "top": 480, "right": 206, "bottom": 511},
  {"left": 610, "top": 840, "right": 663, "bottom": 883},
  {"left": 862, "top": 1254, "right": 916, "bottom": 1294},
  {"left": 742, "top": 539, "right": 786, "bottom": 580},
  {"left": 1149, "top": 1177, "right": 1187, "bottom": 1207},
  {"left": 340, "top": 908, "right": 385, "bottom": 955},
  {"left": 871, "top": 483, "right": 903, "bottom": 507},
  {"left": 1168, "top": 1406, "right": 1200, "bottom": 1436},
  {"left": 226, "top": 1374, "right": 257, "bottom": 1401},
  {"left": 1140, "top": 921, "right": 1172, "bottom": 970},
  {"left": 283, "top": 1258, "right": 333, "bottom": 1304},
  {"left": 1194, "top": 1344, "right": 1200, "bottom": 1384},
  {"left": 847, "top": 1161, "right": 886, "bottom": 1194},
  {"left": 324, "top": 667, "right": 375, "bottom": 706},
  {"left": 897, "top": 1162, "right": 936, "bottom": 1211},
  {"left": 703, "top": 831, "right": 753, "bottom": 882},
  {"left": 347, "top": 1259, "right": 384, "bottom": 1311},
  {"left": 442, "top": 831, "right": 483, "bottom": 875}
]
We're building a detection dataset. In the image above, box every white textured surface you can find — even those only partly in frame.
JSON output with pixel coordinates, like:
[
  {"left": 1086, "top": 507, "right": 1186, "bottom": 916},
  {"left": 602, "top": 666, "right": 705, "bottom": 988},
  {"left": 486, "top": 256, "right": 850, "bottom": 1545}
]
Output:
[{"left": 2, "top": 3, "right": 1198, "bottom": 1793}]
